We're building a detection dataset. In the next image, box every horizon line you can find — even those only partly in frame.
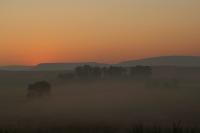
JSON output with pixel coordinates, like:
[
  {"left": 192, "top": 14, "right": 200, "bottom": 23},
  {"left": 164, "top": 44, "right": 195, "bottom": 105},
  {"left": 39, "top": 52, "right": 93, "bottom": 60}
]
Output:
[{"left": 0, "top": 55, "right": 200, "bottom": 67}]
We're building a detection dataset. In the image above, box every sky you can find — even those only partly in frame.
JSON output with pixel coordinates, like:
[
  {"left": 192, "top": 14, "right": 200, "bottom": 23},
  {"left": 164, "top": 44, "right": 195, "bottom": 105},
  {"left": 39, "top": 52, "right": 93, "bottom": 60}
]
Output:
[{"left": 0, "top": 0, "right": 200, "bottom": 65}]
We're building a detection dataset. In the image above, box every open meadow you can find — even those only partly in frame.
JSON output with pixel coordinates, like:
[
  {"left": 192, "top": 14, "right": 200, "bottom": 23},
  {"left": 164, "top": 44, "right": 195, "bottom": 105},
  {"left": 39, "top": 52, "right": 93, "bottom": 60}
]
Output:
[{"left": 0, "top": 67, "right": 200, "bottom": 133}]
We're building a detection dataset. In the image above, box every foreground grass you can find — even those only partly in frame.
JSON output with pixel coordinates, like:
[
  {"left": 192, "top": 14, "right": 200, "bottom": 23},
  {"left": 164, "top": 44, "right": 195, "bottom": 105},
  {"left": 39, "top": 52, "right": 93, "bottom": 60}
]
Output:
[{"left": 0, "top": 125, "right": 199, "bottom": 133}]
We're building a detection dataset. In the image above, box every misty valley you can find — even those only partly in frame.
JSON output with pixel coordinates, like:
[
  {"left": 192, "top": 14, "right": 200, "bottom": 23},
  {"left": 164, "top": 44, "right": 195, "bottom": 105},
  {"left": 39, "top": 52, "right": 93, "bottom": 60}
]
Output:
[{"left": 0, "top": 65, "right": 200, "bottom": 132}]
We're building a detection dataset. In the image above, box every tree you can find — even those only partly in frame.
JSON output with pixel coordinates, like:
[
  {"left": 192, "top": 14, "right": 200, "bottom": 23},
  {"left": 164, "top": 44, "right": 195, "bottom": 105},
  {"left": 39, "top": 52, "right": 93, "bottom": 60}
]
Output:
[
  {"left": 75, "top": 65, "right": 92, "bottom": 79},
  {"left": 27, "top": 81, "right": 51, "bottom": 98},
  {"left": 106, "top": 66, "right": 126, "bottom": 78},
  {"left": 75, "top": 65, "right": 103, "bottom": 79},
  {"left": 91, "top": 66, "right": 102, "bottom": 79},
  {"left": 130, "top": 66, "right": 152, "bottom": 79}
]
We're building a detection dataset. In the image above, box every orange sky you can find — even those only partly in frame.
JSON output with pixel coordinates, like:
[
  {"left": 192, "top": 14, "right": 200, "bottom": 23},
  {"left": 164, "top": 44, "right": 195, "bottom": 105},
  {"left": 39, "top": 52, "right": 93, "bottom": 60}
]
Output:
[{"left": 0, "top": 0, "right": 200, "bottom": 65}]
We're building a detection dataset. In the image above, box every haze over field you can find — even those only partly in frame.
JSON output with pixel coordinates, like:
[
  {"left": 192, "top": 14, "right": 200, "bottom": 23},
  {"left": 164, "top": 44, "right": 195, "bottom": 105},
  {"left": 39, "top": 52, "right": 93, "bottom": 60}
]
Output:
[{"left": 1, "top": 66, "right": 200, "bottom": 129}]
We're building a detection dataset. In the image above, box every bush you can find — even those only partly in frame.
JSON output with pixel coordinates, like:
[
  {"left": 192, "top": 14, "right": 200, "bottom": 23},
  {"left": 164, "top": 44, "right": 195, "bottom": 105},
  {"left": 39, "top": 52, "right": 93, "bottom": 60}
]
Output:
[{"left": 27, "top": 81, "right": 51, "bottom": 98}]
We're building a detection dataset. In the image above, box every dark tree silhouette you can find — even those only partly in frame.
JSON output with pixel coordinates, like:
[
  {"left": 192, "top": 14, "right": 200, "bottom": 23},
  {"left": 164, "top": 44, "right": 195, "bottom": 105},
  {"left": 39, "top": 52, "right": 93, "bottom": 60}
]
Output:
[
  {"left": 130, "top": 66, "right": 152, "bottom": 79},
  {"left": 91, "top": 66, "right": 102, "bottom": 79},
  {"left": 75, "top": 65, "right": 103, "bottom": 79},
  {"left": 72, "top": 65, "right": 152, "bottom": 80},
  {"left": 106, "top": 66, "right": 126, "bottom": 78},
  {"left": 27, "top": 81, "right": 51, "bottom": 98},
  {"left": 75, "top": 65, "right": 92, "bottom": 79}
]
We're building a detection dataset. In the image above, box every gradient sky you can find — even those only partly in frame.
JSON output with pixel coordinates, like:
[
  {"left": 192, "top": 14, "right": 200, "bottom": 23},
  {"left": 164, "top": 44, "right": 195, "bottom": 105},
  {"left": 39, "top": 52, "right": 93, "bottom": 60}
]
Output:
[{"left": 0, "top": 0, "right": 200, "bottom": 65}]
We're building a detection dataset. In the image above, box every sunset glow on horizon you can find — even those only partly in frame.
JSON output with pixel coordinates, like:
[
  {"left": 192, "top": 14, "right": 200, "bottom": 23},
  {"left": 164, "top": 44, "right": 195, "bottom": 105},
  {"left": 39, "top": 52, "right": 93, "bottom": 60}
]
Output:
[{"left": 0, "top": 0, "right": 200, "bottom": 65}]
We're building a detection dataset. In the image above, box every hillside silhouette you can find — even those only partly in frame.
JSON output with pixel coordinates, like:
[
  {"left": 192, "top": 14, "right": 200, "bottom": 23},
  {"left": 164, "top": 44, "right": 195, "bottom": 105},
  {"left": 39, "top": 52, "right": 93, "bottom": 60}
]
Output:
[
  {"left": 0, "top": 56, "right": 200, "bottom": 71},
  {"left": 119, "top": 56, "right": 200, "bottom": 67}
]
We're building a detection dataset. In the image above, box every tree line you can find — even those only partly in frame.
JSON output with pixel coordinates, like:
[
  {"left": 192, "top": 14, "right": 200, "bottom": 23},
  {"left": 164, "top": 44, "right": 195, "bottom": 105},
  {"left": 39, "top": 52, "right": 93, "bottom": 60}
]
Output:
[{"left": 59, "top": 65, "right": 152, "bottom": 80}]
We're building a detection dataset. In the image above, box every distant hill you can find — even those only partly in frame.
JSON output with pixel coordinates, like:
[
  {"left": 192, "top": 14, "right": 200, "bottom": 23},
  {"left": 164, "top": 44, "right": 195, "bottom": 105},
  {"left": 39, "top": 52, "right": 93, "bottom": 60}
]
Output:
[
  {"left": 118, "top": 56, "right": 200, "bottom": 67},
  {"left": 1, "top": 56, "right": 200, "bottom": 71},
  {"left": 0, "top": 62, "right": 108, "bottom": 71},
  {"left": 0, "top": 65, "right": 33, "bottom": 71}
]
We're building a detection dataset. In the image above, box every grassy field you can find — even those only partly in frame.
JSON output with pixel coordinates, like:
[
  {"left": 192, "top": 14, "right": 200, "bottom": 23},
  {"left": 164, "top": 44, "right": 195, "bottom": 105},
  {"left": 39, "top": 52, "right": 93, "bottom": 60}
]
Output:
[
  {"left": 0, "top": 67, "right": 200, "bottom": 130},
  {"left": 0, "top": 124, "right": 199, "bottom": 133}
]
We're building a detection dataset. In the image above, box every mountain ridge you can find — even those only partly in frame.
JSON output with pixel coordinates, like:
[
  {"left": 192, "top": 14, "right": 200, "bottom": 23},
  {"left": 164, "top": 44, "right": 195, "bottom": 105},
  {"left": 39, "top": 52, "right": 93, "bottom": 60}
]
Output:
[
  {"left": 118, "top": 56, "right": 200, "bottom": 66},
  {"left": 1, "top": 56, "right": 200, "bottom": 71}
]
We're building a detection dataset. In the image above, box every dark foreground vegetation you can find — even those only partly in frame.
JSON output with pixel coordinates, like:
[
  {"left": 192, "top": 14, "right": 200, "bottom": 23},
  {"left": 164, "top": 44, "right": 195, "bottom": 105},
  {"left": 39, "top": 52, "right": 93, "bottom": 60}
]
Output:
[{"left": 0, "top": 124, "right": 199, "bottom": 133}]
